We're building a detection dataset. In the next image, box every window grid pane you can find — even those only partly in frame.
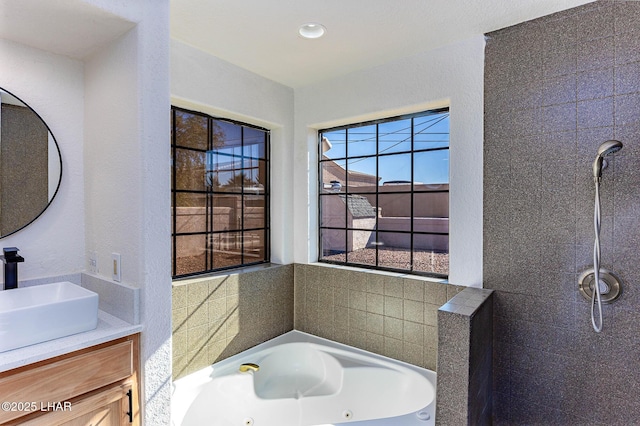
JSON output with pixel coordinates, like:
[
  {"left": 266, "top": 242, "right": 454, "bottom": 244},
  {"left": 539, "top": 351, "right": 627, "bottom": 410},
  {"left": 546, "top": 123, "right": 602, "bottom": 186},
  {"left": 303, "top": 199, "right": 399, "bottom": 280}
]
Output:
[
  {"left": 172, "top": 107, "right": 270, "bottom": 278},
  {"left": 319, "top": 108, "right": 449, "bottom": 277}
]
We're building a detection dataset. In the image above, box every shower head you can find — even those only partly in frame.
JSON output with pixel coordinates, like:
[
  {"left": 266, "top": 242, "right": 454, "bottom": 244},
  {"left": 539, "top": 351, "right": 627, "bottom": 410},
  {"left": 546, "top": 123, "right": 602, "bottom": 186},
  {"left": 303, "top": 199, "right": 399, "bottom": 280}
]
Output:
[
  {"left": 593, "top": 140, "right": 623, "bottom": 179},
  {"left": 597, "top": 140, "right": 623, "bottom": 157}
]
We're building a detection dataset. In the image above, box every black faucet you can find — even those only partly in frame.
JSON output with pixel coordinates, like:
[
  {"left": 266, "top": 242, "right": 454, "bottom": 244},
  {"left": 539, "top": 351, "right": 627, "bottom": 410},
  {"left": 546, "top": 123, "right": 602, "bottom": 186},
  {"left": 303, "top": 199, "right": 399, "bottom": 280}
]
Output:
[{"left": 1, "top": 247, "right": 24, "bottom": 290}]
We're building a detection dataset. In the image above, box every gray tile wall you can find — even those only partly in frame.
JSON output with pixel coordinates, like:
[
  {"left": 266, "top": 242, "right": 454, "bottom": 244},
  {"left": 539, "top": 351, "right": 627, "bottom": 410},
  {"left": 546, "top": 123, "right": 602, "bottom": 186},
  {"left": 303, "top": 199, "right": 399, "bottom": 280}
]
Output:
[
  {"left": 485, "top": 2, "right": 640, "bottom": 424},
  {"left": 172, "top": 264, "right": 294, "bottom": 379},
  {"left": 294, "top": 263, "right": 464, "bottom": 370},
  {"left": 436, "top": 288, "right": 494, "bottom": 425}
]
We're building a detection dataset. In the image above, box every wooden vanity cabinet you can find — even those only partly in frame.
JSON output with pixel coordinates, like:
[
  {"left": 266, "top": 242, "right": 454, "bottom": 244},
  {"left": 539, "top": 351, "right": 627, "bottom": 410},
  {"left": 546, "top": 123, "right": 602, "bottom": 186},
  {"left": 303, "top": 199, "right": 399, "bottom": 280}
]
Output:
[{"left": 0, "top": 334, "right": 139, "bottom": 426}]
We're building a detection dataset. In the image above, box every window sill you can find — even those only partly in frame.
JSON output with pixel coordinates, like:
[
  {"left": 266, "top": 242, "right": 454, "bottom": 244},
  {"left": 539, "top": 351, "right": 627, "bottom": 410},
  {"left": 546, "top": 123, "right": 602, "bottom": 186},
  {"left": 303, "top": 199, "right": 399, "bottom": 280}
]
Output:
[{"left": 172, "top": 262, "right": 282, "bottom": 284}]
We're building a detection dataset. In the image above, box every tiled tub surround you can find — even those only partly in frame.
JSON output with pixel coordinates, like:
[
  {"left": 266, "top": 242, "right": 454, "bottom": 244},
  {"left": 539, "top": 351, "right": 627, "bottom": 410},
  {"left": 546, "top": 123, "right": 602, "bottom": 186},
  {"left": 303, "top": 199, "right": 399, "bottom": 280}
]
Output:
[
  {"left": 294, "top": 263, "right": 464, "bottom": 371},
  {"left": 436, "top": 288, "right": 493, "bottom": 425},
  {"left": 172, "top": 261, "right": 496, "bottom": 421},
  {"left": 485, "top": 2, "right": 640, "bottom": 424},
  {"left": 172, "top": 263, "right": 467, "bottom": 378},
  {"left": 172, "top": 264, "right": 294, "bottom": 379}
]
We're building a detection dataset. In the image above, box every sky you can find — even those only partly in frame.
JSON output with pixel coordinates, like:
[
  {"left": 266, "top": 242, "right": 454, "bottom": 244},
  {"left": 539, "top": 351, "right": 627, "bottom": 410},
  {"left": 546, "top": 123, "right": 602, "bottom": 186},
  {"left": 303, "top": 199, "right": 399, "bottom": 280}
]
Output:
[
  {"left": 321, "top": 111, "right": 450, "bottom": 185},
  {"left": 176, "top": 108, "right": 450, "bottom": 188}
]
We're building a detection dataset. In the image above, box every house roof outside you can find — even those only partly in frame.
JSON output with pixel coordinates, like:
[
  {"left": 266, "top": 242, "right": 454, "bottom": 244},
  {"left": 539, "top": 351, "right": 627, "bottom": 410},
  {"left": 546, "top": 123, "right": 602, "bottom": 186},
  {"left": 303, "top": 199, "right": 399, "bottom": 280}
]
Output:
[{"left": 339, "top": 194, "right": 376, "bottom": 219}]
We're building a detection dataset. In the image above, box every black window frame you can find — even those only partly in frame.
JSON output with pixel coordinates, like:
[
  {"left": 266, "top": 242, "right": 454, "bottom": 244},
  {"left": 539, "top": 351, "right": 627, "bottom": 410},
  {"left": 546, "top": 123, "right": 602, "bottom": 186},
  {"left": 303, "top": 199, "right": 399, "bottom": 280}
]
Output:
[
  {"left": 318, "top": 108, "right": 449, "bottom": 278},
  {"left": 171, "top": 106, "right": 270, "bottom": 279}
]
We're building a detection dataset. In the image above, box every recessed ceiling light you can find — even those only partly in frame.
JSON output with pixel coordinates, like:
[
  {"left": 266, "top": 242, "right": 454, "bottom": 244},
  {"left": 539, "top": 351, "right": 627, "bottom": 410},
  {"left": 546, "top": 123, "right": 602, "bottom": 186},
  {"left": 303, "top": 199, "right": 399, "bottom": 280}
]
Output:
[{"left": 298, "top": 23, "right": 326, "bottom": 39}]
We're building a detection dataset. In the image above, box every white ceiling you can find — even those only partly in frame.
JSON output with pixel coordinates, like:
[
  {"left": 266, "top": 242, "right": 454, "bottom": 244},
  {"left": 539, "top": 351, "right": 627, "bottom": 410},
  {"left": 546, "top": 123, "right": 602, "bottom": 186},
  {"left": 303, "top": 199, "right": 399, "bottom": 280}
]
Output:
[
  {"left": 171, "top": 0, "right": 594, "bottom": 88},
  {"left": 0, "top": 0, "right": 136, "bottom": 59},
  {"left": 0, "top": 0, "right": 595, "bottom": 87}
]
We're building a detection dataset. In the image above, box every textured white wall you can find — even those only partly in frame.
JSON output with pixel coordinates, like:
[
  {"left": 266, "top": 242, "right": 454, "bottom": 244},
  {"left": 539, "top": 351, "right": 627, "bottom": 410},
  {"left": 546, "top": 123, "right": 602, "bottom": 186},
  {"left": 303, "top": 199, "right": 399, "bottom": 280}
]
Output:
[
  {"left": 136, "top": 4, "right": 172, "bottom": 423},
  {"left": 85, "top": 3, "right": 172, "bottom": 424},
  {"left": 0, "top": 39, "right": 85, "bottom": 280},
  {"left": 294, "top": 35, "right": 485, "bottom": 287},
  {"left": 171, "top": 39, "right": 295, "bottom": 265},
  {"left": 85, "top": 29, "right": 141, "bottom": 286},
  {"left": 2, "top": 1, "right": 171, "bottom": 424}
]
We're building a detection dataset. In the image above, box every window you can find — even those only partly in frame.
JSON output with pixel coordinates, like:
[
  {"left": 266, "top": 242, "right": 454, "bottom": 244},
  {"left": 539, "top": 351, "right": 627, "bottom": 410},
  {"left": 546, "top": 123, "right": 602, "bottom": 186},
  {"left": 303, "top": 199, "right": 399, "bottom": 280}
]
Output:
[
  {"left": 171, "top": 107, "right": 270, "bottom": 278},
  {"left": 318, "top": 109, "right": 449, "bottom": 277}
]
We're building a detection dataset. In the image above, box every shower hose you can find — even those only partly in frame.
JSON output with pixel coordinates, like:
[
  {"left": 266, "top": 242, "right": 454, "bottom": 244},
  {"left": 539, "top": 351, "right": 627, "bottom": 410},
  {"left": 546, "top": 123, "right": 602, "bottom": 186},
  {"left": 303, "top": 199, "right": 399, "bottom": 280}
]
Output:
[{"left": 592, "top": 177, "right": 604, "bottom": 333}]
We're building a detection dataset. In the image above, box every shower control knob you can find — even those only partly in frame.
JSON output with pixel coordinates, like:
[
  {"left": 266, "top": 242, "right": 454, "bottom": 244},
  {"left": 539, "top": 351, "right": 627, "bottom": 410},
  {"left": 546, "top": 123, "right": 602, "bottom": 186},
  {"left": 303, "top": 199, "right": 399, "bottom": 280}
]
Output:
[
  {"left": 597, "top": 279, "right": 611, "bottom": 294},
  {"left": 578, "top": 268, "right": 622, "bottom": 304}
]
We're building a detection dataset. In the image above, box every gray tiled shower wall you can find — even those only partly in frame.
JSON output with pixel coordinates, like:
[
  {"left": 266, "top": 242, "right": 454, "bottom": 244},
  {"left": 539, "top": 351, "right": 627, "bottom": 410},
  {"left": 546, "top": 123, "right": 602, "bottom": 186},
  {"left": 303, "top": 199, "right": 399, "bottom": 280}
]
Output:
[{"left": 484, "top": 1, "right": 640, "bottom": 424}]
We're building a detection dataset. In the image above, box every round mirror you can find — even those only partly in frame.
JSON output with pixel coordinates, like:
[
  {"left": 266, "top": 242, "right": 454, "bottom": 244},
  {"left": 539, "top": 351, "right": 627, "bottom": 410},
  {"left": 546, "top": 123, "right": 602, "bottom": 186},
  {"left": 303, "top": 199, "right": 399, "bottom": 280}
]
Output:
[{"left": 0, "top": 87, "right": 62, "bottom": 238}]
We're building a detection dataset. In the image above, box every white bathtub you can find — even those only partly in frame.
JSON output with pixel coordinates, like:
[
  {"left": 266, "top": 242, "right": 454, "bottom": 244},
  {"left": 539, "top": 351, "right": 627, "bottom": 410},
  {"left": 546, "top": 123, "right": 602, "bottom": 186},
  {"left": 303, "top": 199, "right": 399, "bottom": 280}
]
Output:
[{"left": 172, "top": 331, "right": 436, "bottom": 426}]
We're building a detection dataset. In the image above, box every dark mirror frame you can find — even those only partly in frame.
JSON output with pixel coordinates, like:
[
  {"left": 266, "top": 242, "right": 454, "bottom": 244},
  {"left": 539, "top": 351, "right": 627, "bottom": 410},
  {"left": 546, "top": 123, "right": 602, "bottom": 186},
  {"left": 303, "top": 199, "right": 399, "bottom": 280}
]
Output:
[{"left": 0, "top": 86, "right": 63, "bottom": 238}]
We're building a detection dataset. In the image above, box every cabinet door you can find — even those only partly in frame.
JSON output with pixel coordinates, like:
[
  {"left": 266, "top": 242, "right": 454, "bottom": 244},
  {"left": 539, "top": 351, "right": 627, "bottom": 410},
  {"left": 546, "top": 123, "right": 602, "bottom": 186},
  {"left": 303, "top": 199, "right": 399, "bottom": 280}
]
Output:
[
  {"left": 18, "top": 384, "right": 133, "bottom": 426},
  {"left": 0, "top": 340, "right": 133, "bottom": 424},
  {"left": 60, "top": 400, "right": 121, "bottom": 426}
]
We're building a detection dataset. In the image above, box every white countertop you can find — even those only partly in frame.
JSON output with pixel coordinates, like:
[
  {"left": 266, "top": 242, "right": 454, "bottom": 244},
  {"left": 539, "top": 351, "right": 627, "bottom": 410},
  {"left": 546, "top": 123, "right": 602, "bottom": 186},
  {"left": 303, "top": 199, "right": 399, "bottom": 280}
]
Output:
[{"left": 0, "top": 310, "right": 142, "bottom": 373}]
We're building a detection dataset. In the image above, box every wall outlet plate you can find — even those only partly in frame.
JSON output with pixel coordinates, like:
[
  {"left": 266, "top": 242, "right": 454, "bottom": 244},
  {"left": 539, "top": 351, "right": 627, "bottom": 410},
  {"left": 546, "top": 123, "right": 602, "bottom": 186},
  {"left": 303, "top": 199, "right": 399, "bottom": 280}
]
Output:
[{"left": 112, "top": 252, "right": 121, "bottom": 282}]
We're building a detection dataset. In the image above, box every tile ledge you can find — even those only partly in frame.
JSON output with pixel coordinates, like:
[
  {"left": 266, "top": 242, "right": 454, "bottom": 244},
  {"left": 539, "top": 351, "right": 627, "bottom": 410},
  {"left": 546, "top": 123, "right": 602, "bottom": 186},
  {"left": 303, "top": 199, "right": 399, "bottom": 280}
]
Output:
[
  {"left": 306, "top": 262, "right": 451, "bottom": 284},
  {"left": 173, "top": 263, "right": 288, "bottom": 286}
]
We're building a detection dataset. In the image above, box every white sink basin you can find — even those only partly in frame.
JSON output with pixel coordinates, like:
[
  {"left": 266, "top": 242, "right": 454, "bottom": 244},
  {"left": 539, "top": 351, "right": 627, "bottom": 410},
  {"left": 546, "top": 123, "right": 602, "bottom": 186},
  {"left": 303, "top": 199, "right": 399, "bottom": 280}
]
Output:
[{"left": 0, "top": 281, "right": 98, "bottom": 353}]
